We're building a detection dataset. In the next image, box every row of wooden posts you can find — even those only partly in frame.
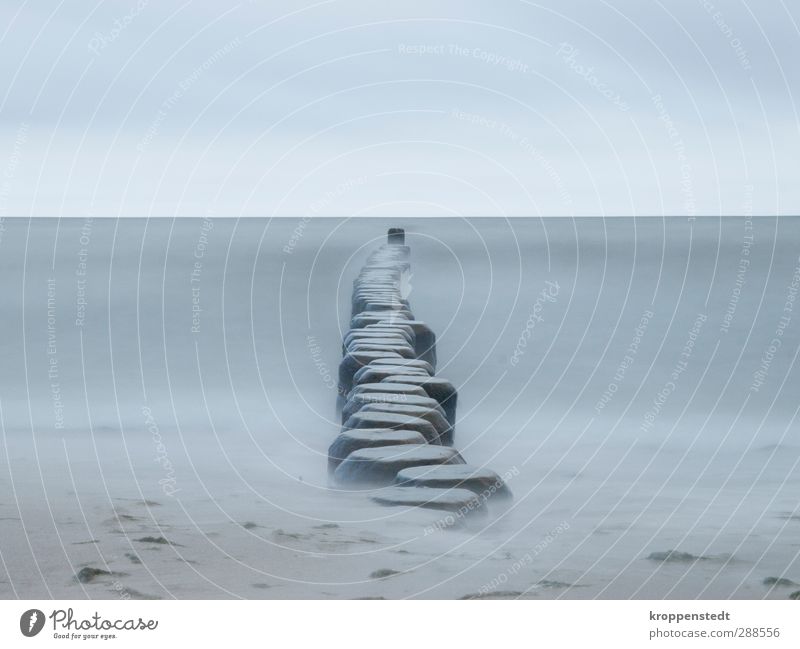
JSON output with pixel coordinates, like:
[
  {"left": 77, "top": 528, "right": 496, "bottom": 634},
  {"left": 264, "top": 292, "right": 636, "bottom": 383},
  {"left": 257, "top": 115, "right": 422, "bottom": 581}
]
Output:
[{"left": 328, "top": 228, "right": 512, "bottom": 517}]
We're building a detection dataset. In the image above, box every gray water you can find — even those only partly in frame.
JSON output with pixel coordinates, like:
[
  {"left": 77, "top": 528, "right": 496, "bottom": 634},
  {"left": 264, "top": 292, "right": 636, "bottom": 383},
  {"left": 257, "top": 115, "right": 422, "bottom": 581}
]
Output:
[{"left": 0, "top": 216, "right": 798, "bottom": 599}]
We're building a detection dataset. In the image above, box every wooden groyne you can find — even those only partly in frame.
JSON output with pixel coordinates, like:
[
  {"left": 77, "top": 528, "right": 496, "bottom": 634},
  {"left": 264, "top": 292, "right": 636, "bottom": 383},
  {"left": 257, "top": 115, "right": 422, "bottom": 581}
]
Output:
[{"left": 329, "top": 229, "right": 512, "bottom": 518}]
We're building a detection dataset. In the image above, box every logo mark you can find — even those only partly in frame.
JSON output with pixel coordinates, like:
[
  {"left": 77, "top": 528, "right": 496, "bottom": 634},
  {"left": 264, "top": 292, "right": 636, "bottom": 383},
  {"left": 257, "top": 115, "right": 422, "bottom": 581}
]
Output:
[{"left": 20, "top": 609, "right": 45, "bottom": 637}]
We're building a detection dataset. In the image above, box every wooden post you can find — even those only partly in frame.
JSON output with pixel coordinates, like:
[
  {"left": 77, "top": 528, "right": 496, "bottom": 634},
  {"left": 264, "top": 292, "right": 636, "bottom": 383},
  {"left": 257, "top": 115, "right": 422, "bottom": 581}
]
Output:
[{"left": 387, "top": 228, "right": 405, "bottom": 245}]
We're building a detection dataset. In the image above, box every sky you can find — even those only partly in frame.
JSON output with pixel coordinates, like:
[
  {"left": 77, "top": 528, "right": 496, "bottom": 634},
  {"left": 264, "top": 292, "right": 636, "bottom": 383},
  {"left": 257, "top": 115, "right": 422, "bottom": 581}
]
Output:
[{"left": 0, "top": 0, "right": 797, "bottom": 217}]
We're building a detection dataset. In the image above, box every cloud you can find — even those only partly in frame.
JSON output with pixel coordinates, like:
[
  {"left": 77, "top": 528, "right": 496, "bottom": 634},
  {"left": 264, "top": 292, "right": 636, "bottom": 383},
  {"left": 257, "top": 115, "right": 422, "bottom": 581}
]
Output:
[{"left": 0, "top": 0, "right": 797, "bottom": 215}]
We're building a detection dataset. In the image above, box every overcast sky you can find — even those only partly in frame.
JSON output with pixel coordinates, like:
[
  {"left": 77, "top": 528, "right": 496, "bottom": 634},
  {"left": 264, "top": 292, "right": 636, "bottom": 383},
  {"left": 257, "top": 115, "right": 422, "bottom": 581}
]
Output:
[{"left": 0, "top": 0, "right": 797, "bottom": 216}]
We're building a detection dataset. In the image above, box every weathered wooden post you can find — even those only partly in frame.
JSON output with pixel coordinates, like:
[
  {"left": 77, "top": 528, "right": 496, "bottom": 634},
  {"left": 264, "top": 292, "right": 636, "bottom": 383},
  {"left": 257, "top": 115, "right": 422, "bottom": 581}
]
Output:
[{"left": 387, "top": 227, "right": 405, "bottom": 245}]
